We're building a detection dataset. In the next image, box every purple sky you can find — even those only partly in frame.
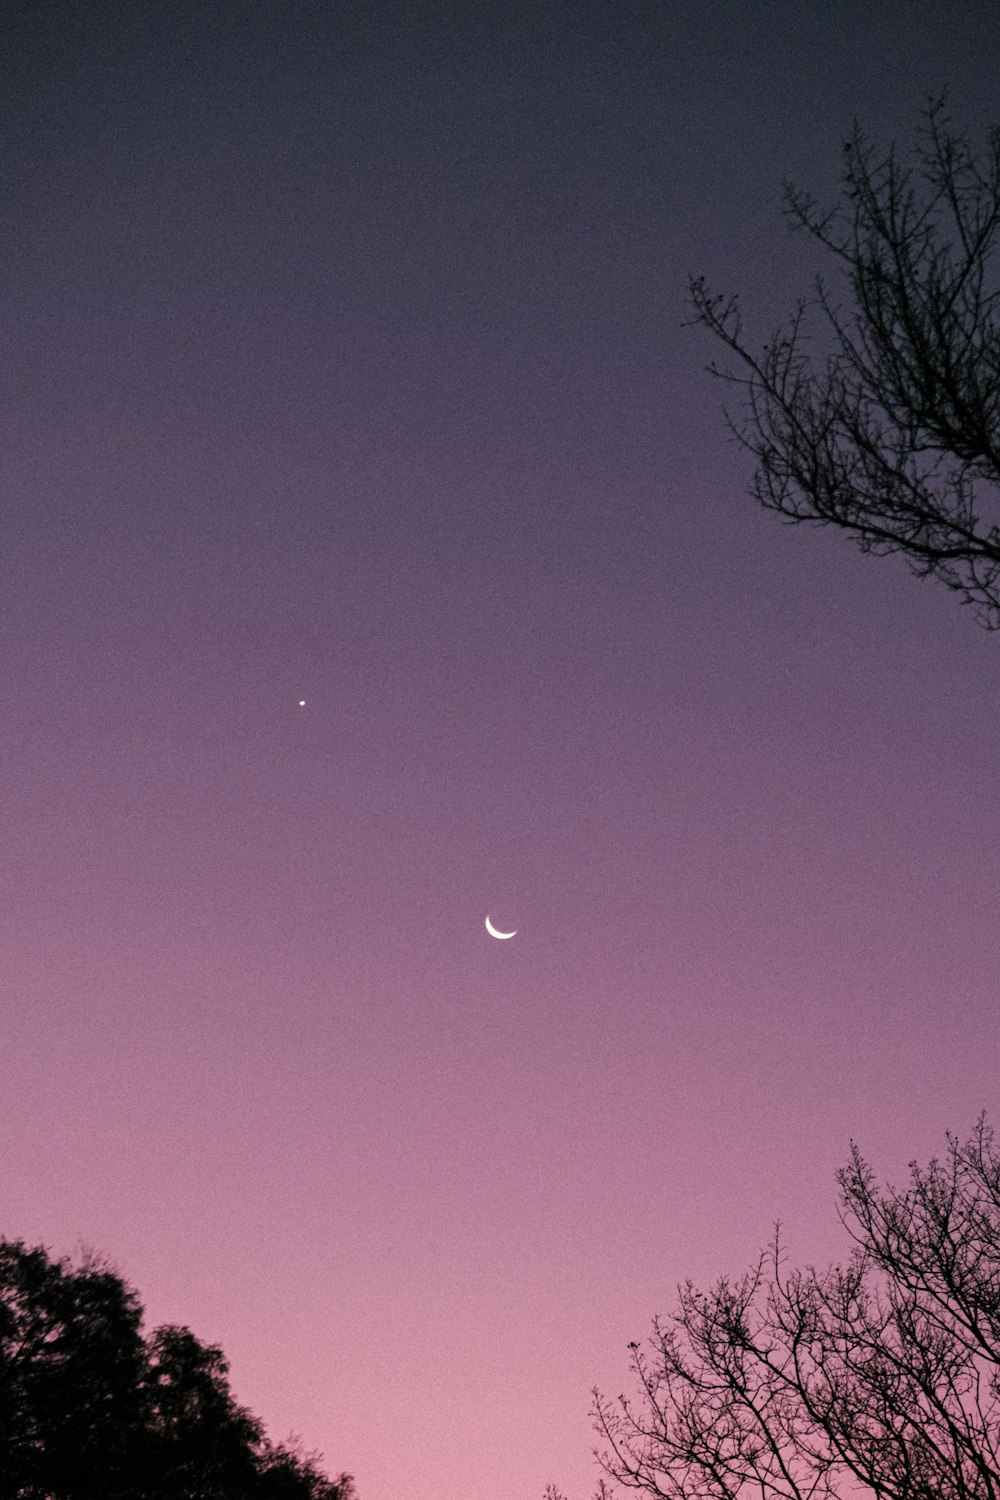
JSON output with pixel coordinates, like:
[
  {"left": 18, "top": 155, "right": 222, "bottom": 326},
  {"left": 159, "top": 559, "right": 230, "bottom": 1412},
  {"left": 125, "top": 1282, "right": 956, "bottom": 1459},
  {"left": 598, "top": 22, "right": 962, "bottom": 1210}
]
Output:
[{"left": 2, "top": 3, "right": 999, "bottom": 1497}]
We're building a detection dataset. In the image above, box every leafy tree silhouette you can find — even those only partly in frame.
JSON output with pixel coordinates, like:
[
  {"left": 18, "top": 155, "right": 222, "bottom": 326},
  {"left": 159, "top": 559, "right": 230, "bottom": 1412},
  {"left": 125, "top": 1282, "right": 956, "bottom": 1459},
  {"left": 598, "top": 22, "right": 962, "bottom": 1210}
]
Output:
[
  {"left": 143, "top": 1325, "right": 268, "bottom": 1498},
  {"left": 0, "top": 1239, "right": 354, "bottom": 1500},
  {"left": 0, "top": 1241, "right": 148, "bottom": 1497},
  {"left": 689, "top": 94, "right": 1000, "bottom": 629}
]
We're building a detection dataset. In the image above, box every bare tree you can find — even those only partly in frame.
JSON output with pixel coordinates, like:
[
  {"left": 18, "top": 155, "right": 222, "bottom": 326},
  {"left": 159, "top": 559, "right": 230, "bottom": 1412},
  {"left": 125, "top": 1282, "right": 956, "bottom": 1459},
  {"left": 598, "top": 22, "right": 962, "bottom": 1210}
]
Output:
[
  {"left": 546, "top": 1115, "right": 1000, "bottom": 1500},
  {"left": 688, "top": 95, "right": 1000, "bottom": 629}
]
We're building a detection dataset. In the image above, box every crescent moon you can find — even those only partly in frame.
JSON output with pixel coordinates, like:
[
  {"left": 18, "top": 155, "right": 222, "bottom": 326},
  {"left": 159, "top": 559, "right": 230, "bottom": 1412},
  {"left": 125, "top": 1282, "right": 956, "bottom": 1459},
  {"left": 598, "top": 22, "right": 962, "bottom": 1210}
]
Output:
[{"left": 485, "top": 915, "right": 517, "bottom": 940}]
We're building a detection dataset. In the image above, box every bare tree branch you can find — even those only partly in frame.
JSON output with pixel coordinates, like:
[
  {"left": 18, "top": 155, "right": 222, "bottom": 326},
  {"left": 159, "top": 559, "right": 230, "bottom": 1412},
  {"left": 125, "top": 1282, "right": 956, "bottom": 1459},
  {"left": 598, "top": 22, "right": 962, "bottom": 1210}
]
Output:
[
  {"left": 565, "top": 1119, "right": 1000, "bottom": 1500},
  {"left": 688, "top": 93, "right": 1000, "bottom": 629}
]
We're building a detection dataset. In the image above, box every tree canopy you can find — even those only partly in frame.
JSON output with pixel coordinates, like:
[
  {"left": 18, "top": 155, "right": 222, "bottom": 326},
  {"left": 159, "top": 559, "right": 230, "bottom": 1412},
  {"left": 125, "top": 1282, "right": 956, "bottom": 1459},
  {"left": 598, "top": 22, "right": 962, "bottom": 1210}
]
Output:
[
  {"left": 689, "top": 94, "right": 1000, "bottom": 629},
  {"left": 0, "top": 1238, "right": 354, "bottom": 1500}
]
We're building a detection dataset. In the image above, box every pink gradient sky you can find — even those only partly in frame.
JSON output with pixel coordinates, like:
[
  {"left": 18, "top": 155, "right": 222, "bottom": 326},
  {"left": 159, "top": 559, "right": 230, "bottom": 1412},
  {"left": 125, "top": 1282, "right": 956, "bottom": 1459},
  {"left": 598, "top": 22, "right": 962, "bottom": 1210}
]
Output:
[{"left": 2, "top": 4, "right": 999, "bottom": 1497}]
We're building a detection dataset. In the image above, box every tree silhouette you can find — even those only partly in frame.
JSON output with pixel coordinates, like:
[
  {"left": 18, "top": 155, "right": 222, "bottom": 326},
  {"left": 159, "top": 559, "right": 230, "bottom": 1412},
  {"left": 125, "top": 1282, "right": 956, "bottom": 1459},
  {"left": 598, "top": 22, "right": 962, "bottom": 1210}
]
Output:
[
  {"left": 0, "top": 1239, "right": 354, "bottom": 1500},
  {"left": 547, "top": 1115, "right": 1000, "bottom": 1500},
  {"left": 143, "top": 1324, "right": 271, "bottom": 1498},
  {"left": 689, "top": 95, "right": 1000, "bottom": 629},
  {"left": 0, "top": 1241, "right": 149, "bottom": 1497}
]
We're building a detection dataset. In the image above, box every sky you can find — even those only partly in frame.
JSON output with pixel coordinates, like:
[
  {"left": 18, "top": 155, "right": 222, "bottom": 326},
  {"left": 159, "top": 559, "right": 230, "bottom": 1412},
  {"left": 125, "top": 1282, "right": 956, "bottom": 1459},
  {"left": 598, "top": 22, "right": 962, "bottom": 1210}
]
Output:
[{"left": 2, "top": 2, "right": 999, "bottom": 1496}]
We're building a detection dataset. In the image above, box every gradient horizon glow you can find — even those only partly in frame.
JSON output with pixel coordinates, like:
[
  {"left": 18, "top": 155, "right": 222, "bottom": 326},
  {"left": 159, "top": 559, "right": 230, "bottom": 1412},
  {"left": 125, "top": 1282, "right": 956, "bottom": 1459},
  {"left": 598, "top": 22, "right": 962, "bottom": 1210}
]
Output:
[{"left": 2, "top": 4, "right": 999, "bottom": 1498}]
